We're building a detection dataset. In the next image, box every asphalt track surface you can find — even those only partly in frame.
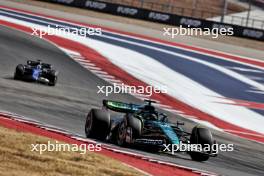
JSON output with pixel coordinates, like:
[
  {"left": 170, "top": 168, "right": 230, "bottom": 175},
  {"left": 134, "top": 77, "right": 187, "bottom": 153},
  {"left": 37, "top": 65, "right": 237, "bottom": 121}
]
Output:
[{"left": 1, "top": 23, "right": 264, "bottom": 176}]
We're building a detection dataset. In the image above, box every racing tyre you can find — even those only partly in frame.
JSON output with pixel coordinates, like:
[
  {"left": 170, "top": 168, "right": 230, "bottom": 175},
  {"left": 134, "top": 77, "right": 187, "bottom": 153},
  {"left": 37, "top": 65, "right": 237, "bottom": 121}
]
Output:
[
  {"left": 127, "top": 115, "right": 142, "bottom": 137},
  {"left": 85, "top": 109, "right": 110, "bottom": 140},
  {"left": 116, "top": 118, "right": 128, "bottom": 146},
  {"left": 48, "top": 75, "right": 57, "bottom": 86},
  {"left": 189, "top": 126, "right": 213, "bottom": 161},
  {"left": 14, "top": 64, "right": 24, "bottom": 80},
  {"left": 48, "top": 71, "right": 57, "bottom": 86}
]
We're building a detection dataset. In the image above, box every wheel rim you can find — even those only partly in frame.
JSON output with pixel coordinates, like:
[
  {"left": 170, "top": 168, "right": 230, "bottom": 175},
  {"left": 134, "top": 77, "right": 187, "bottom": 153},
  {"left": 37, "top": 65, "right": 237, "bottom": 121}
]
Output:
[{"left": 117, "top": 122, "right": 126, "bottom": 145}]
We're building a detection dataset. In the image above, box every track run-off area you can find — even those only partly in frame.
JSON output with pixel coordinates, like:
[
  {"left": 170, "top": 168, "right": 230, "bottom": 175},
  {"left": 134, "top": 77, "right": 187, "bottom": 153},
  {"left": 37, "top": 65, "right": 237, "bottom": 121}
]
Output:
[{"left": 0, "top": 4, "right": 264, "bottom": 176}]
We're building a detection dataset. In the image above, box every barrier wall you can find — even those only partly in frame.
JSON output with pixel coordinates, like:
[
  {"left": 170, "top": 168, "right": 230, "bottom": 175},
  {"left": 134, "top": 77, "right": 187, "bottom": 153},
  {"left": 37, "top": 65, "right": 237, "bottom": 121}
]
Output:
[{"left": 39, "top": 0, "right": 264, "bottom": 41}]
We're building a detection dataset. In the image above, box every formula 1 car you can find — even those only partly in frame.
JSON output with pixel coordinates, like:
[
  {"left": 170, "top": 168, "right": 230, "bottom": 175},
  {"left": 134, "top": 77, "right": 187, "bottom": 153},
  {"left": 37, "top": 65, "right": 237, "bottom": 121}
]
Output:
[
  {"left": 14, "top": 60, "right": 58, "bottom": 86},
  {"left": 85, "top": 99, "right": 217, "bottom": 161}
]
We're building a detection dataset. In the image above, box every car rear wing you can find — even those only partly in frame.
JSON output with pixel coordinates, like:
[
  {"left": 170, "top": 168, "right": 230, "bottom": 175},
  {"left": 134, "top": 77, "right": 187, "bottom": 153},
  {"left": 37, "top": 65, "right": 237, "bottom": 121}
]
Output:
[{"left": 102, "top": 100, "right": 141, "bottom": 113}]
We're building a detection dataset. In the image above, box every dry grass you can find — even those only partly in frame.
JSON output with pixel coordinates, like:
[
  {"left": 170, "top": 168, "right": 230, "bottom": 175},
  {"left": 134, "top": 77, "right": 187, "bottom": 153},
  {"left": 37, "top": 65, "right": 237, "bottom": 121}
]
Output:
[{"left": 0, "top": 125, "right": 145, "bottom": 176}]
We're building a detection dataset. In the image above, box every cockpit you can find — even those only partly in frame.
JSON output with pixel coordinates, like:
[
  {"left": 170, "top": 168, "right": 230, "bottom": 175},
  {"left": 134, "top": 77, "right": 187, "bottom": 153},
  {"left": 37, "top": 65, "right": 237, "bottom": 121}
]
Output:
[
  {"left": 137, "top": 100, "right": 168, "bottom": 122},
  {"left": 140, "top": 104, "right": 158, "bottom": 120}
]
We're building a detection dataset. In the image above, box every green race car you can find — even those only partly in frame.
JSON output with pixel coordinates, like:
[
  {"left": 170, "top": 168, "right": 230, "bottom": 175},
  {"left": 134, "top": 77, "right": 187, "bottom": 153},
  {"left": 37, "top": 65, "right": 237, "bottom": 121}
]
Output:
[{"left": 85, "top": 99, "right": 217, "bottom": 161}]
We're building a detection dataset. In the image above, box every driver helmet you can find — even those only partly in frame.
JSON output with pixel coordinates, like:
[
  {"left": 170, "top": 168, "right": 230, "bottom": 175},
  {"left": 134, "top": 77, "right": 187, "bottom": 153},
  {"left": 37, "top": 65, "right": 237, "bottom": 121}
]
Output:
[
  {"left": 37, "top": 65, "right": 41, "bottom": 69},
  {"left": 143, "top": 112, "right": 158, "bottom": 120}
]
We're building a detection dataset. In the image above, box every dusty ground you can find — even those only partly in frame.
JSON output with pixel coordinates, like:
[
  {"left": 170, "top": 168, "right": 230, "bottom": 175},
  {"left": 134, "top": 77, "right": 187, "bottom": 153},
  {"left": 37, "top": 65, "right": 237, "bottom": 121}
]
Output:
[
  {"left": 0, "top": 125, "right": 145, "bottom": 176},
  {"left": 5, "top": 0, "right": 264, "bottom": 54}
]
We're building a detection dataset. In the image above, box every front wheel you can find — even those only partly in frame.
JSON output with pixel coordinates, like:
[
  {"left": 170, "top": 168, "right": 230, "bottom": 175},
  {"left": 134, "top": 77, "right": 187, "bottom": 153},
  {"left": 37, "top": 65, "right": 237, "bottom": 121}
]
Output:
[
  {"left": 189, "top": 126, "right": 214, "bottom": 161},
  {"left": 48, "top": 70, "right": 58, "bottom": 86},
  {"left": 48, "top": 75, "right": 57, "bottom": 86}
]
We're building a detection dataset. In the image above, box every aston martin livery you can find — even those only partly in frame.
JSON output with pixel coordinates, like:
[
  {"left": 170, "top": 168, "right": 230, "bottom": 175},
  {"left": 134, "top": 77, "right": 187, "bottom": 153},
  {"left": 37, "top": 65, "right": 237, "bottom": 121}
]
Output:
[{"left": 85, "top": 99, "right": 217, "bottom": 161}]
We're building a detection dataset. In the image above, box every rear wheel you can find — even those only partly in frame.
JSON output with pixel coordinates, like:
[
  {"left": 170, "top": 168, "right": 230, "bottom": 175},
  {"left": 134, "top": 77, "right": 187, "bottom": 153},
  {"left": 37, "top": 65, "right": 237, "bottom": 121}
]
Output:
[
  {"left": 116, "top": 119, "right": 128, "bottom": 146},
  {"left": 127, "top": 115, "right": 142, "bottom": 138},
  {"left": 14, "top": 64, "right": 24, "bottom": 80},
  {"left": 189, "top": 126, "right": 213, "bottom": 161},
  {"left": 85, "top": 109, "right": 110, "bottom": 140},
  {"left": 116, "top": 115, "right": 143, "bottom": 146}
]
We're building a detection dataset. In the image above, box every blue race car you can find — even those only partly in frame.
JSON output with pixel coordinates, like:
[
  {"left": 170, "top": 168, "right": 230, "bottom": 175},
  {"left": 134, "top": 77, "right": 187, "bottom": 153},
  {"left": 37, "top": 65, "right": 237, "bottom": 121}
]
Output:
[
  {"left": 85, "top": 99, "right": 217, "bottom": 161},
  {"left": 14, "top": 60, "right": 58, "bottom": 86}
]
